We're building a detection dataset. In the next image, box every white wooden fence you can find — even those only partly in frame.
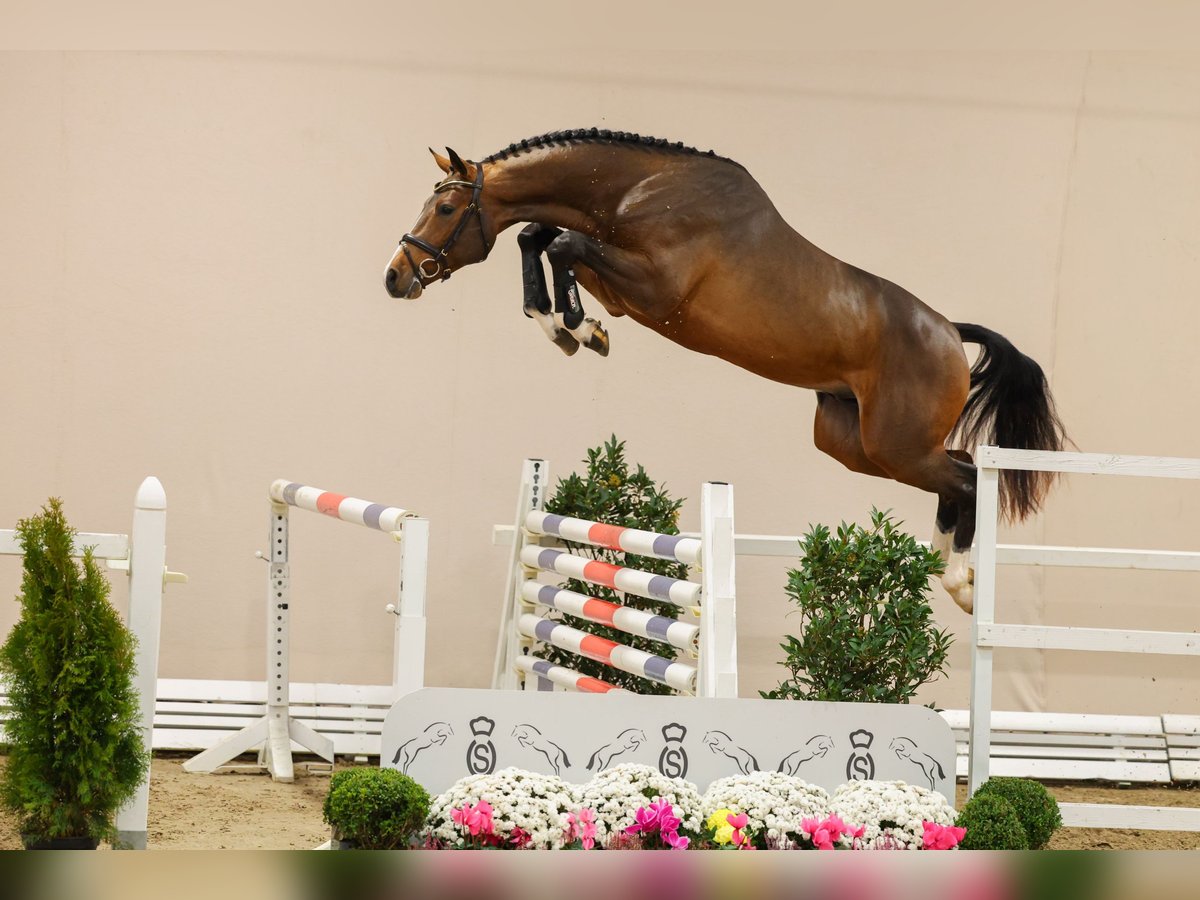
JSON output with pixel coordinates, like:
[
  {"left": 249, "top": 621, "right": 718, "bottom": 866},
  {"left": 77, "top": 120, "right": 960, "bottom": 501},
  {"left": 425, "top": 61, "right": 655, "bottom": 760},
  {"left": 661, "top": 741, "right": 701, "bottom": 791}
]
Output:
[{"left": 968, "top": 446, "right": 1200, "bottom": 831}]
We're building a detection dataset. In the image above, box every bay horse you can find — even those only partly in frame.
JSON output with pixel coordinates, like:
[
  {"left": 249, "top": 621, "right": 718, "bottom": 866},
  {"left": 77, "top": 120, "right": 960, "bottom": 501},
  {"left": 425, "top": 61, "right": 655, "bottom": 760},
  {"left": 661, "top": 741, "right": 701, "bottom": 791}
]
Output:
[{"left": 383, "top": 129, "right": 1067, "bottom": 613}]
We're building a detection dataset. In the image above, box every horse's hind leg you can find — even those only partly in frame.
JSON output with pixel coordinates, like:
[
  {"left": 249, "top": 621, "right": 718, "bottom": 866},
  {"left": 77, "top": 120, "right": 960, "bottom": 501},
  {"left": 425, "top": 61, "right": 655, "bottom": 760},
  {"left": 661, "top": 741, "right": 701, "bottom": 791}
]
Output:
[
  {"left": 933, "top": 449, "right": 976, "bottom": 611},
  {"left": 855, "top": 385, "right": 979, "bottom": 612},
  {"left": 815, "top": 393, "right": 975, "bottom": 611},
  {"left": 813, "top": 393, "right": 889, "bottom": 478},
  {"left": 517, "top": 224, "right": 580, "bottom": 356}
]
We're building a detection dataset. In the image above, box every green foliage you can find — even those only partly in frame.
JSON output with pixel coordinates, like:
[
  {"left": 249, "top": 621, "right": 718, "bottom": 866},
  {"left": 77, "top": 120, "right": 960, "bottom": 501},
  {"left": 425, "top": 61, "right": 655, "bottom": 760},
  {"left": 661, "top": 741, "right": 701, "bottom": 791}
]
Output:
[
  {"left": 0, "top": 498, "right": 149, "bottom": 844},
  {"left": 956, "top": 793, "right": 1030, "bottom": 850},
  {"left": 761, "top": 508, "right": 952, "bottom": 704},
  {"left": 542, "top": 436, "right": 686, "bottom": 694},
  {"left": 975, "top": 777, "right": 1062, "bottom": 850},
  {"left": 322, "top": 767, "right": 431, "bottom": 849}
]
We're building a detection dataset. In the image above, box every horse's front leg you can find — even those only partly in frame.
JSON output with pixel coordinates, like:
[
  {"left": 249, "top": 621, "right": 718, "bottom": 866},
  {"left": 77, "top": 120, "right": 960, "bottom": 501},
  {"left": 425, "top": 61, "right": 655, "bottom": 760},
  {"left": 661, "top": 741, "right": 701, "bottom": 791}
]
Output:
[
  {"left": 543, "top": 231, "right": 610, "bottom": 357},
  {"left": 517, "top": 224, "right": 580, "bottom": 356}
]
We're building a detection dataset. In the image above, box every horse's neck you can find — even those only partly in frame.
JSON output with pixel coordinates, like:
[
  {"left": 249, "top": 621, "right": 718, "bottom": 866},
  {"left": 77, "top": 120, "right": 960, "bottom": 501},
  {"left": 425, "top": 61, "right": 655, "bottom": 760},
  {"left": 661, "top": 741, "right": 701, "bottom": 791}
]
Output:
[{"left": 487, "top": 150, "right": 650, "bottom": 236}]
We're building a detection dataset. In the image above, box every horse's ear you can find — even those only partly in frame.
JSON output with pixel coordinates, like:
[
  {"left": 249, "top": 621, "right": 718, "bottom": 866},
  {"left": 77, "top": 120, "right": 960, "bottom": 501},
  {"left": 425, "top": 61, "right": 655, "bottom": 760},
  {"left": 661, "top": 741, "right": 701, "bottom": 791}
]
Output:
[
  {"left": 429, "top": 147, "right": 453, "bottom": 174},
  {"left": 445, "top": 147, "right": 471, "bottom": 177}
]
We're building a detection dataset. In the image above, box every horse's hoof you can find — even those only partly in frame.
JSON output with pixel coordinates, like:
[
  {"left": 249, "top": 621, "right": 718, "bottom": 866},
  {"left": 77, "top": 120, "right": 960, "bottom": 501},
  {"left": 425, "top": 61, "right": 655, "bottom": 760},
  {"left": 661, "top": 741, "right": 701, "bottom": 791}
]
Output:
[
  {"left": 553, "top": 330, "right": 580, "bottom": 356},
  {"left": 585, "top": 325, "right": 610, "bottom": 357}
]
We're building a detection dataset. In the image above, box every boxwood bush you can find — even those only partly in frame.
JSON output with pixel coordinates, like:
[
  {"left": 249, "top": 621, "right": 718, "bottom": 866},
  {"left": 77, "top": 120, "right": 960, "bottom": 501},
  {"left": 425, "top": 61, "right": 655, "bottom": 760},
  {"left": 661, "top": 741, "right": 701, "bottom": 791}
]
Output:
[
  {"left": 955, "top": 793, "right": 1030, "bottom": 850},
  {"left": 976, "top": 777, "right": 1062, "bottom": 849},
  {"left": 323, "top": 767, "right": 431, "bottom": 849}
]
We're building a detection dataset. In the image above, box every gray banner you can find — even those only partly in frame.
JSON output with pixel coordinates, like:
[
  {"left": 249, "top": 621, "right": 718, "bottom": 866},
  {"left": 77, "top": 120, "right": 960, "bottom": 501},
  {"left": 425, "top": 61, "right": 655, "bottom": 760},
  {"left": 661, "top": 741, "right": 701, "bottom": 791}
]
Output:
[{"left": 381, "top": 688, "right": 956, "bottom": 803}]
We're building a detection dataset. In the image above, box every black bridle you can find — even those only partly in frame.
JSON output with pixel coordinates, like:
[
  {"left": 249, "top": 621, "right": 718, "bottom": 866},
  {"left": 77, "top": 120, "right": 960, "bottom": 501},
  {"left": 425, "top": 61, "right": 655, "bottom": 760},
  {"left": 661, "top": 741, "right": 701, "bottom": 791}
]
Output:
[{"left": 399, "top": 164, "right": 489, "bottom": 285}]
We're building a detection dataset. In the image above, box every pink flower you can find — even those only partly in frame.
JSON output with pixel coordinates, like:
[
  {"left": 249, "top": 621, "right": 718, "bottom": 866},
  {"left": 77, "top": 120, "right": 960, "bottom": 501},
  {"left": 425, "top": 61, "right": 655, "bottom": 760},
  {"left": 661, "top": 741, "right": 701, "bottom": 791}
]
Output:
[
  {"left": 665, "top": 830, "right": 690, "bottom": 850},
  {"left": 726, "top": 813, "right": 749, "bottom": 830},
  {"left": 580, "top": 809, "right": 597, "bottom": 849},
  {"left": 800, "top": 815, "right": 863, "bottom": 850},
  {"left": 624, "top": 804, "right": 662, "bottom": 835},
  {"left": 509, "top": 826, "right": 532, "bottom": 848},
  {"left": 451, "top": 800, "right": 495, "bottom": 838},
  {"left": 922, "top": 821, "right": 966, "bottom": 850}
]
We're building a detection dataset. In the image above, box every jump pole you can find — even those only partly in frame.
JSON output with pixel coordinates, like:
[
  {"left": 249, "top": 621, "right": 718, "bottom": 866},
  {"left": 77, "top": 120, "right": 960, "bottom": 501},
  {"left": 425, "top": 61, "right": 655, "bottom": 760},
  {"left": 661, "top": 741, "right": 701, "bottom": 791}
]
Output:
[{"left": 183, "top": 480, "right": 427, "bottom": 782}]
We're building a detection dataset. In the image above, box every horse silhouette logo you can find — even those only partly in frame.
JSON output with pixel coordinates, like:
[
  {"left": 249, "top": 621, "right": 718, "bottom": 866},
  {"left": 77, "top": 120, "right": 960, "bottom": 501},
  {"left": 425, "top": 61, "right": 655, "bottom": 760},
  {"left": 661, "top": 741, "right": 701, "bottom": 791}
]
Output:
[
  {"left": 777, "top": 735, "right": 834, "bottom": 774},
  {"left": 889, "top": 737, "right": 945, "bottom": 791},
  {"left": 391, "top": 721, "right": 453, "bottom": 773},
  {"left": 702, "top": 730, "right": 759, "bottom": 775},
  {"left": 586, "top": 728, "right": 646, "bottom": 771},
  {"left": 511, "top": 723, "right": 571, "bottom": 775}
]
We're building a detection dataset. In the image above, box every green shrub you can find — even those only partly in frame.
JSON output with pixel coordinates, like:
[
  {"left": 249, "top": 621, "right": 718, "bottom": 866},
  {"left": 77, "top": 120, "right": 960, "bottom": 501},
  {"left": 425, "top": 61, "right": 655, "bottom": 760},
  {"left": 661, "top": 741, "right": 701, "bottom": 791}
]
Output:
[
  {"left": 976, "top": 777, "right": 1062, "bottom": 849},
  {"left": 955, "top": 793, "right": 1029, "bottom": 850},
  {"left": 761, "top": 508, "right": 952, "bottom": 704},
  {"left": 323, "top": 767, "right": 431, "bottom": 849},
  {"left": 542, "top": 436, "right": 687, "bottom": 694},
  {"left": 0, "top": 498, "right": 149, "bottom": 845}
]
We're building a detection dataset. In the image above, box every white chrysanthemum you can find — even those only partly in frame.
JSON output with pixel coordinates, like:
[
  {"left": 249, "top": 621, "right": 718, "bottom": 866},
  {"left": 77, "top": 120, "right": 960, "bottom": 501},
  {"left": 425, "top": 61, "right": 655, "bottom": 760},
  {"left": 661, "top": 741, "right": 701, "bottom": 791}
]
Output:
[
  {"left": 829, "top": 780, "right": 957, "bottom": 850},
  {"left": 701, "top": 772, "right": 830, "bottom": 847},
  {"left": 576, "top": 764, "right": 704, "bottom": 844},
  {"left": 426, "top": 767, "right": 580, "bottom": 849}
]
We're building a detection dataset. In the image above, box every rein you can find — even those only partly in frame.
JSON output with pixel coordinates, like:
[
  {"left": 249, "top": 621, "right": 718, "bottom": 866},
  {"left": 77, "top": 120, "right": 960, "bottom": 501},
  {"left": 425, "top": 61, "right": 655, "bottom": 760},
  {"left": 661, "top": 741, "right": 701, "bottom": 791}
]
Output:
[{"left": 399, "top": 164, "right": 488, "bottom": 284}]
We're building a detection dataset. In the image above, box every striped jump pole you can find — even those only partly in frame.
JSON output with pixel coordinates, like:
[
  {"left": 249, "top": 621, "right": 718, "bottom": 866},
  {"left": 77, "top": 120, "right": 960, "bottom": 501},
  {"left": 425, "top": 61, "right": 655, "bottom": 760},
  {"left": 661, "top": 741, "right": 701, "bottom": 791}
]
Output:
[
  {"left": 525, "top": 511, "right": 702, "bottom": 565},
  {"left": 519, "top": 545, "right": 702, "bottom": 607},
  {"left": 521, "top": 581, "right": 700, "bottom": 651},
  {"left": 513, "top": 655, "right": 629, "bottom": 694},
  {"left": 495, "top": 459, "right": 738, "bottom": 699},
  {"left": 185, "top": 479, "right": 428, "bottom": 782},
  {"left": 517, "top": 614, "right": 698, "bottom": 694}
]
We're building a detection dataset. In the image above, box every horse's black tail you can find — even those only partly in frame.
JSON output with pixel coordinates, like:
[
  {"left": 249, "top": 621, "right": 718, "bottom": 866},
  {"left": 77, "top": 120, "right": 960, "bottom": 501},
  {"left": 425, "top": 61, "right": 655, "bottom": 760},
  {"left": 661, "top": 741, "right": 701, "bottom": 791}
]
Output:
[{"left": 951, "top": 323, "right": 1069, "bottom": 521}]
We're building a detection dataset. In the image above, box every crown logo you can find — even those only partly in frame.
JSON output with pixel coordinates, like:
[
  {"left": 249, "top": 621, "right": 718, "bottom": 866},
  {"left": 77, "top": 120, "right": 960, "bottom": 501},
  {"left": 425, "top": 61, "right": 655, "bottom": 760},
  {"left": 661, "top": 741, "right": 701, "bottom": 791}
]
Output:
[
  {"left": 662, "top": 723, "right": 687, "bottom": 743},
  {"left": 470, "top": 716, "right": 496, "bottom": 738},
  {"left": 849, "top": 729, "right": 874, "bottom": 750}
]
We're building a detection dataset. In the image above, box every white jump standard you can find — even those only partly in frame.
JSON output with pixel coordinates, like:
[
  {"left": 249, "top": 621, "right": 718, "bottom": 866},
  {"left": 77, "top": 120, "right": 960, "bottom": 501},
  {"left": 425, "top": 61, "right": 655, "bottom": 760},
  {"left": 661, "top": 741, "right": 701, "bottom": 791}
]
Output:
[{"left": 183, "top": 480, "right": 428, "bottom": 782}]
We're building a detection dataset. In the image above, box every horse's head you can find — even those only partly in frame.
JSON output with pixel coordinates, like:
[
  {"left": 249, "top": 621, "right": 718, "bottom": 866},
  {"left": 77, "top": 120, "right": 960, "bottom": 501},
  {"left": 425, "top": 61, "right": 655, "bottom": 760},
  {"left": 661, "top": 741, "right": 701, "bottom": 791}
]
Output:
[{"left": 384, "top": 147, "right": 494, "bottom": 299}]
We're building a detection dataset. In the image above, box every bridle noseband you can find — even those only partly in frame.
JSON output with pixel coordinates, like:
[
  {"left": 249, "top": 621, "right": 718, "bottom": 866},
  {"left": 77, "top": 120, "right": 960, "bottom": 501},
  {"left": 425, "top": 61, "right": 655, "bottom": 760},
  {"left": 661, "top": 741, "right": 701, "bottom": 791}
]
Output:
[{"left": 399, "top": 164, "right": 489, "bottom": 285}]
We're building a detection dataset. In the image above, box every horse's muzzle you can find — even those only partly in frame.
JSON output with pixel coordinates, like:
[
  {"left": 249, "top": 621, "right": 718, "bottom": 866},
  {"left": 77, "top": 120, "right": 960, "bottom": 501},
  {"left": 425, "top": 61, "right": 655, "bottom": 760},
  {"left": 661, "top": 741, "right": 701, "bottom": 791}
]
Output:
[{"left": 384, "top": 266, "right": 422, "bottom": 300}]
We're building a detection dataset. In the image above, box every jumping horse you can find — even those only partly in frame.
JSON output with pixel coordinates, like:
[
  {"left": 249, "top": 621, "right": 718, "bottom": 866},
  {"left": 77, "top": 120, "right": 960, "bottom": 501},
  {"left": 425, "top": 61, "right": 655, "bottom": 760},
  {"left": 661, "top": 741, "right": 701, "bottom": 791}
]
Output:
[{"left": 383, "top": 129, "right": 1068, "bottom": 612}]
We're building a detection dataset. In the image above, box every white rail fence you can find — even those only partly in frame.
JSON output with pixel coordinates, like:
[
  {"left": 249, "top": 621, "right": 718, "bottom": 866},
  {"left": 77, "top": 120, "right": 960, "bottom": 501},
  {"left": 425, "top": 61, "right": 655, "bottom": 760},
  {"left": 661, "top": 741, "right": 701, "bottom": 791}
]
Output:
[{"left": 968, "top": 446, "right": 1200, "bottom": 832}]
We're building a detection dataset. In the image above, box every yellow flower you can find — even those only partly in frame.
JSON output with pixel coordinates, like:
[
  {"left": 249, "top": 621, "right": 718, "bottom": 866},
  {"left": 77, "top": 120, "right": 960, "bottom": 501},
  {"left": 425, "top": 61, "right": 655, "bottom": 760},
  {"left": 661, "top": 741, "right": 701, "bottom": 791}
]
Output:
[
  {"left": 607, "top": 475, "right": 621, "bottom": 487},
  {"left": 707, "top": 808, "right": 736, "bottom": 845}
]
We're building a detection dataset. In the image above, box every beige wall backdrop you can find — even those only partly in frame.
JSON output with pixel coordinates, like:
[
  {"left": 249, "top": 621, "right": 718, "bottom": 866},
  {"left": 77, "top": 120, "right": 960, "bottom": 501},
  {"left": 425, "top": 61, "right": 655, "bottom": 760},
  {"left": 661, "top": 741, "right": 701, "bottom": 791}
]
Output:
[{"left": 2, "top": 47, "right": 1198, "bottom": 715}]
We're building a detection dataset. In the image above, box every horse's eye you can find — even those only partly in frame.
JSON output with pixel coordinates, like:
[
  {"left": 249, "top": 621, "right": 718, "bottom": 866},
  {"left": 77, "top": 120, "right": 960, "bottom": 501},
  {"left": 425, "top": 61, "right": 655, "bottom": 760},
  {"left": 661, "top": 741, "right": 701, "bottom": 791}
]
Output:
[{"left": 438, "top": 204, "right": 455, "bottom": 216}]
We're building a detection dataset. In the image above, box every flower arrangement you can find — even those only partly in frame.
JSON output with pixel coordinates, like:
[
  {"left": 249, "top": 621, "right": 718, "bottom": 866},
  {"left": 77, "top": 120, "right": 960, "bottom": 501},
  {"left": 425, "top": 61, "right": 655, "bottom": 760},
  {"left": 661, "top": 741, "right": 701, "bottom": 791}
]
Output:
[
  {"left": 426, "top": 768, "right": 579, "bottom": 849},
  {"left": 701, "top": 771, "right": 831, "bottom": 848},
  {"left": 827, "top": 780, "right": 958, "bottom": 850},
  {"left": 424, "top": 768, "right": 964, "bottom": 851},
  {"left": 575, "top": 764, "right": 704, "bottom": 845}
]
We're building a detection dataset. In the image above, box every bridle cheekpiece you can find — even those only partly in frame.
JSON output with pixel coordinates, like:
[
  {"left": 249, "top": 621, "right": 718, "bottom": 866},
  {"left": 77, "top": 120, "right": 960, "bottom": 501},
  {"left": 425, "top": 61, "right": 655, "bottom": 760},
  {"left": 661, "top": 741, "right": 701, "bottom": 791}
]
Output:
[{"left": 399, "top": 163, "right": 488, "bottom": 285}]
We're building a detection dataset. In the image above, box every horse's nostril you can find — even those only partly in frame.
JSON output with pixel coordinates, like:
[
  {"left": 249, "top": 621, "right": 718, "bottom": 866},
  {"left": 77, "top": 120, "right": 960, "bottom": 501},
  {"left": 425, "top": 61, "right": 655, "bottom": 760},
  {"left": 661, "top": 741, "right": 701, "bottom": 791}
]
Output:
[{"left": 385, "top": 268, "right": 398, "bottom": 288}]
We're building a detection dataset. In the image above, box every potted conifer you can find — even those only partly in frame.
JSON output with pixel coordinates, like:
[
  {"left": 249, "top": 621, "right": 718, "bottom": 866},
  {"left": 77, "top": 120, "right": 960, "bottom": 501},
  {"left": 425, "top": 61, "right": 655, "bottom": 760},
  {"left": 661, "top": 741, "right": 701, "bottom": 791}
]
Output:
[{"left": 0, "top": 498, "right": 149, "bottom": 849}]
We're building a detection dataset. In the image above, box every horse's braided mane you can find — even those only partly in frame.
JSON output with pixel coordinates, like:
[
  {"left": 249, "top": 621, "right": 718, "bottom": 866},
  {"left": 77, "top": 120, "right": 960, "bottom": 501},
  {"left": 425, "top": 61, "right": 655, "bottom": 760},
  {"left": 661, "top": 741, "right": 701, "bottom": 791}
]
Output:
[{"left": 482, "top": 128, "right": 745, "bottom": 170}]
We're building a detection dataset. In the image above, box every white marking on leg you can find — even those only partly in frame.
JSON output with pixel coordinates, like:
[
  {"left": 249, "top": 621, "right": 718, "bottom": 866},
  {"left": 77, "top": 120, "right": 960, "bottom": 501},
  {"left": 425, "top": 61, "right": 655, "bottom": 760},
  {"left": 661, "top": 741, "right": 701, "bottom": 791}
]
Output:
[
  {"left": 532, "top": 309, "right": 561, "bottom": 343},
  {"left": 931, "top": 524, "right": 952, "bottom": 564},
  {"left": 942, "top": 549, "right": 974, "bottom": 614},
  {"left": 568, "top": 317, "right": 600, "bottom": 344}
]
